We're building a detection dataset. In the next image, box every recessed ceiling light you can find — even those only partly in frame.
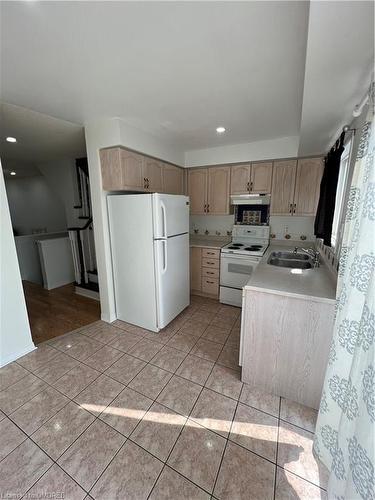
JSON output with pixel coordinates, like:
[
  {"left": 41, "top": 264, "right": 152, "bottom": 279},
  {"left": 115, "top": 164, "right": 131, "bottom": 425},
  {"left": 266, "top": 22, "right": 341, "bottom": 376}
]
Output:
[
  {"left": 6, "top": 137, "right": 17, "bottom": 143},
  {"left": 216, "top": 127, "right": 226, "bottom": 134},
  {"left": 10, "top": 171, "right": 16, "bottom": 176}
]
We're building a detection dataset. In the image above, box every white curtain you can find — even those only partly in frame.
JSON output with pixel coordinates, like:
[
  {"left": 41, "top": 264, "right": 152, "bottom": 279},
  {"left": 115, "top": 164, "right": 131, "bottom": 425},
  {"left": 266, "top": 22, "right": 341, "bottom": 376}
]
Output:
[{"left": 314, "top": 85, "right": 375, "bottom": 500}]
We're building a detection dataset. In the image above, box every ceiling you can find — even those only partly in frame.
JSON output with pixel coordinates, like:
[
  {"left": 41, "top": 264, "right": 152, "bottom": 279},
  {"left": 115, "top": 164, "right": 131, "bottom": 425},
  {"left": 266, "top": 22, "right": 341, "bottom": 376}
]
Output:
[{"left": 0, "top": 1, "right": 373, "bottom": 165}]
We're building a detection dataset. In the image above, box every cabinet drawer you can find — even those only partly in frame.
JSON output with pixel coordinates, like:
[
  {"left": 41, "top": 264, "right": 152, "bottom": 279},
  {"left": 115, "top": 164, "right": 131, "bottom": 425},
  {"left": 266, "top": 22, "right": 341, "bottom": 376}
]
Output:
[
  {"left": 202, "top": 248, "right": 220, "bottom": 259},
  {"left": 201, "top": 277, "right": 219, "bottom": 296},
  {"left": 202, "top": 267, "right": 219, "bottom": 279},
  {"left": 202, "top": 258, "right": 219, "bottom": 269}
]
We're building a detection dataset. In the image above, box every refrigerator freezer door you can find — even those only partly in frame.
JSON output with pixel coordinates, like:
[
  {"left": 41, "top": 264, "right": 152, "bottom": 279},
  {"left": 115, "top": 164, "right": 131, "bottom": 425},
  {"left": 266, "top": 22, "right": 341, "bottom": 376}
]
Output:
[
  {"left": 154, "top": 233, "right": 190, "bottom": 329},
  {"left": 153, "top": 194, "right": 189, "bottom": 238}
]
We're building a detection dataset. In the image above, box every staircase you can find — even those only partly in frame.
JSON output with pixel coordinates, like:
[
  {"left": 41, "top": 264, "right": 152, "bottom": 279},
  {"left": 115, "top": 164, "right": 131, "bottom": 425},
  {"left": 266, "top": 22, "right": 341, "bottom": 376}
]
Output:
[{"left": 68, "top": 158, "right": 99, "bottom": 300}]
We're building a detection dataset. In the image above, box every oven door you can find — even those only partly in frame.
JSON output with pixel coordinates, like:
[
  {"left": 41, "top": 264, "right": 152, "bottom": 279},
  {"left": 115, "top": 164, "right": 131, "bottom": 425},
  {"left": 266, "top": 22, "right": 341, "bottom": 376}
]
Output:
[{"left": 220, "top": 253, "right": 260, "bottom": 288}]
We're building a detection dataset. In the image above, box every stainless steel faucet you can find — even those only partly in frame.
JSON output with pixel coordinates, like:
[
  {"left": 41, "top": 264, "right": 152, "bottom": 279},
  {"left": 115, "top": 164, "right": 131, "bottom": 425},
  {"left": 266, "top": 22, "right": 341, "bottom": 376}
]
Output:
[{"left": 294, "top": 247, "right": 320, "bottom": 267}]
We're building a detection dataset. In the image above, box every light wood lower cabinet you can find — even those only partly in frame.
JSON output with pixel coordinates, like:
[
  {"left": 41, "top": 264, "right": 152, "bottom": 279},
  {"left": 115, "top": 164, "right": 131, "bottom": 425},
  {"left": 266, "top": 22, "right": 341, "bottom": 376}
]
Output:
[{"left": 190, "top": 246, "right": 220, "bottom": 298}]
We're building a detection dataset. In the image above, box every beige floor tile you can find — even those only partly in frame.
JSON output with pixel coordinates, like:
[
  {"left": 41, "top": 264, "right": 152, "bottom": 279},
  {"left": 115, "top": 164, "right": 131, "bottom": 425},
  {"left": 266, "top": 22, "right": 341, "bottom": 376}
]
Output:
[
  {"left": 277, "top": 422, "right": 329, "bottom": 489},
  {"left": 179, "top": 320, "right": 208, "bottom": 337},
  {"left": 157, "top": 375, "right": 201, "bottom": 416},
  {"left": 0, "top": 373, "right": 47, "bottom": 415},
  {"left": 191, "top": 311, "right": 216, "bottom": 325},
  {"left": 176, "top": 354, "right": 214, "bottom": 386},
  {"left": 25, "top": 464, "right": 86, "bottom": 500},
  {"left": 199, "top": 302, "right": 221, "bottom": 314},
  {"left": 218, "top": 305, "right": 240, "bottom": 317},
  {"left": 205, "top": 365, "right": 243, "bottom": 400},
  {"left": 275, "top": 467, "right": 327, "bottom": 500},
  {"left": 60, "top": 335, "right": 103, "bottom": 362},
  {"left": 10, "top": 386, "right": 68, "bottom": 435},
  {"left": 216, "top": 345, "right": 240, "bottom": 371},
  {"left": 74, "top": 374, "right": 124, "bottom": 416},
  {"left": 144, "top": 326, "right": 179, "bottom": 344},
  {"left": 83, "top": 345, "right": 124, "bottom": 372},
  {"left": 280, "top": 398, "right": 318, "bottom": 433},
  {"left": 240, "top": 384, "right": 280, "bottom": 417},
  {"left": 211, "top": 315, "right": 237, "bottom": 329},
  {"left": 190, "top": 388, "right": 236, "bottom": 437},
  {"left": 91, "top": 440, "right": 163, "bottom": 500},
  {"left": 168, "top": 419, "right": 226, "bottom": 493},
  {"left": 214, "top": 441, "right": 275, "bottom": 500},
  {"left": 202, "top": 325, "right": 230, "bottom": 344},
  {"left": 109, "top": 331, "right": 143, "bottom": 352},
  {"left": 0, "top": 439, "right": 52, "bottom": 498},
  {"left": 131, "top": 401, "right": 186, "bottom": 461},
  {"left": 230, "top": 403, "right": 278, "bottom": 462},
  {"left": 52, "top": 363, "right": 100, "bottom": 399},
  {"left": 129, "top": 364, "right": 173, "bottom": 400},
  {"left": 149, "top": 466, "right": 210, "bottom": 500},
  {"left": 104, "top": 353, "right": 146, "bottom": 385},
  {"left": 32, "top": 401, "right": 95, "bottom": 460},
  {"left": 47, "top": 331, "right": 84, "bottom": 351},
  {"left": 167, "top": 332, "right": 198, "bottom": 353},
  {"left": 100, "top": 386, "right": 153, "bottom": 436},
  {"left": 17, "top": 344, "right": 60, "bottom": 371},
  {"left": 80, "top": 323, "right": 125, "bottom": 344},
  {"left": 58, "top": 420, "right": 125, "bottom": 491},
  {"left": 190, "top": 339, "right": 222, "bottom": 362},
  {"left": 0, "top": 362, "right": 28, "bottom": 390},
  {"left": 225, "top": 329, "right": 240, "bottom": 347},
  {"left": 34, "top": 352, "right": 79, "bottom": 384},
  {"left": 0, "top": 410, "right": 5, "bottom": 421},
  {"left": 128, "top": 338, "right": 163, "bottom": 362},
  {"left": 150, "top": 345, "right": 187, "bottom": 373},
  {"left": 0, "top": 417, "right": 27, "bottom": 461}
]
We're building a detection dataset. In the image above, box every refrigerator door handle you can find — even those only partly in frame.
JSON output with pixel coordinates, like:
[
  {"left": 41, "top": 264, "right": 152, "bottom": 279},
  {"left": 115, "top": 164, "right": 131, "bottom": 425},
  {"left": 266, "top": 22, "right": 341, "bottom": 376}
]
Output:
[
  {"left": 161, "top": 239, "right": 168, "bottom": 274},
  {"left": 160, "top": 200, "right": 167, "bottom": 239}
]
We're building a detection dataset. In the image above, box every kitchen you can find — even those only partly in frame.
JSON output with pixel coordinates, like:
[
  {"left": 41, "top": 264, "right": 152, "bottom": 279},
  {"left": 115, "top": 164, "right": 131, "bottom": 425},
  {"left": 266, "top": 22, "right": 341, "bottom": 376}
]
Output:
[{"left": 1, "top": 2, "right": 373, "bottom": 499}]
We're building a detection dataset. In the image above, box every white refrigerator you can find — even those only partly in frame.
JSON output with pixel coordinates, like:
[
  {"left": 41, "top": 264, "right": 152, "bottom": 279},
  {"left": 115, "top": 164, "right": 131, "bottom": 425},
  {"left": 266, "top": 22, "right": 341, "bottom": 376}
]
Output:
[{"left": 107, "top": 193, "right": 190, "bottom": 332}]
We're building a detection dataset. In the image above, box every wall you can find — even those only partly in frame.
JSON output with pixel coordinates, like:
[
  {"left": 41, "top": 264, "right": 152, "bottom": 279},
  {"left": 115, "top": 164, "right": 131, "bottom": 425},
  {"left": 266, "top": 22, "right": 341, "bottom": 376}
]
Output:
[
  {"left": 185, "top": 136, "right": 299, "bottom": 167},
  {"left": 190, "top": 214, "right": 315, "bottom": 242},
  {"left": 38, "top": 159, "right": 82, "bottom": 227},
  {"left": 0, "top": 167, "right": 35, "bottom": 366},
  {"left": 5, "top": 175, "right": 67, "bottom": 235}
]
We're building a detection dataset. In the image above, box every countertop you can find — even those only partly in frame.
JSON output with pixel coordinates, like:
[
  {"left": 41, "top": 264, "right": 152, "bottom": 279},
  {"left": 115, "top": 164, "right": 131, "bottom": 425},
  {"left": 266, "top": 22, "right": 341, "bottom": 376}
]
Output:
[
  {"left": 244, "top": 244, "right": 337, "bottom": 303},
  {"left": 189, "top": 236, "right": 230, "bottom": 249}
]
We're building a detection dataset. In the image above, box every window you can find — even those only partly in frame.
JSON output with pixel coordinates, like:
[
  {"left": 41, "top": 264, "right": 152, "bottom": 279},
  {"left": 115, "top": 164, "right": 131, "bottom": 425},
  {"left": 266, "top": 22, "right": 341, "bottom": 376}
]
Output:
[{"left": 331, "top": 139, "right": 352, "bottom": 250}]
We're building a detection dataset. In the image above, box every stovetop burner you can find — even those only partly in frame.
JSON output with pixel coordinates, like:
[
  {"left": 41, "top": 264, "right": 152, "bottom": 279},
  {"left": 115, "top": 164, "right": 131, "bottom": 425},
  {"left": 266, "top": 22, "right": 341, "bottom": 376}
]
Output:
[
  {"left": 228, "top": 245, "right": 241, "bottom": 249},
  {"left": 245, "top": 245, "right": 263, "bottom": 251}
]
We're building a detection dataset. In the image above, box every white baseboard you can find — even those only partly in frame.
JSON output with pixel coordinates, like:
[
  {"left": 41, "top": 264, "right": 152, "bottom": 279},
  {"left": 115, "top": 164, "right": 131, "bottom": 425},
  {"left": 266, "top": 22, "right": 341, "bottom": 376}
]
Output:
[
  {"left": 101, "top": 312, "right": 117, "bottom": 323},
  {"left": 75, "top": 287, "right": 100, "bottom": 301},
  {"left": 0, "top": 343, "right": 36, "bottom": 368}
]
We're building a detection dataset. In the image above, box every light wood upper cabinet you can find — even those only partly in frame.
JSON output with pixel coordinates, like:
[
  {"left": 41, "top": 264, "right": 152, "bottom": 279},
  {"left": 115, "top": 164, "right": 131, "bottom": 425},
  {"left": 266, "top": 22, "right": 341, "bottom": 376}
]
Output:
[
  {"left": 100, "top": 148, "right": 122, "bottom": 191},
  {"left": 294, "top": 158, "right": 324, "bottom": 216},
  {"left": 188, "top": 168, "right": 208, "bottom": 214},
  {"left": 120, "top": 149, "right": 145, "bottom": 190},
  {"left": 270, "top": 160, "right": 297, "bottom": 215},
  {"left": 162, "top": 164, "right": 184, "bottom": 194},
  {"left": 143, "top": 158, "right": 163, "bottom": 192},
  {"left": 251, "top": 162, "right": 273, "bottom": 193},
  {"left": 230, "top": 164, "right": 251, "bottom": 194},
  {"left": 207, "top": 167, "right": 231, "bottom": 214}
]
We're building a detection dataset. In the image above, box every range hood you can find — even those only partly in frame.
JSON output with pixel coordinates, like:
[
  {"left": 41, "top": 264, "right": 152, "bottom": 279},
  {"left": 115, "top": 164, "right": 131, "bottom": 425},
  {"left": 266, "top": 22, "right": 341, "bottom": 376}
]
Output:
[{"left": 230, "top": 194, "right": 271, "bottom": 205}]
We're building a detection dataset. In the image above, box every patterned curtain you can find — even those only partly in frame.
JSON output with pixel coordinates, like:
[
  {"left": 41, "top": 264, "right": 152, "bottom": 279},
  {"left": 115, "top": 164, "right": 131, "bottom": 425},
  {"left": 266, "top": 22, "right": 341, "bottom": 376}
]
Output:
[{"left": 314, "top": 84, "right": 375, "bottom": 500}]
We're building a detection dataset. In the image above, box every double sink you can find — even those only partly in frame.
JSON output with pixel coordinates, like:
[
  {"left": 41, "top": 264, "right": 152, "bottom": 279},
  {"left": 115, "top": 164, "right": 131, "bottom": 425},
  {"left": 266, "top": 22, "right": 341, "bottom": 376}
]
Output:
[{"left": 268, "top": 251, "right": 313, "bottom": 269}]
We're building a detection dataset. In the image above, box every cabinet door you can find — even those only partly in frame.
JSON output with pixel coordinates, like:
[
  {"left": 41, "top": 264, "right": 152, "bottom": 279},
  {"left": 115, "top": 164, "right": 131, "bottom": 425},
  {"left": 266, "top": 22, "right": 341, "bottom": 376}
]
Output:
[
  {"left": 270, "top": 160, "right": 297, "bottom": 215},
  {"left": 294, "top": 158, "right": 324, "bottom": 216},
  {"left": 143, "top": 158, "right": 163, "bottom": 192},
  {"left": 163, "top": 164, "right": 184, "bottom": 194},
  {"left": 120, "top": 149, "right": 144, "bottom": 190},
  {"left": 250, "top": 162, "right": 273, "bottom": 194},
  {"left": 188, "top": 168, "right": 207, "bottom": 214},
  {"left": 207, "top": 167, "right": 231, "bottom": 215},
  {"left": 100, "top": 148, "right": 122, "bottom": 190},
  {"left": 190, "top": 247, "right": 202, "bottom": 291},
  {"left": 230, "top": 164, "right": 251, "bottom": 194}
]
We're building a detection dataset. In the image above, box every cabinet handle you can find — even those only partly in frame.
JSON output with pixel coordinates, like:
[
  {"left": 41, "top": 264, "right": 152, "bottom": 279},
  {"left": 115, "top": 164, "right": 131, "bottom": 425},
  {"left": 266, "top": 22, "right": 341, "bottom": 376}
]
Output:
[
  {"left": 207, "top": 204, "right": 210, "bottom": 213},
  {"left": 207, "top": 252, "right": 215, "bottom": 255},
  {"left": 289, "top": 203, "right": 293, "bottom": 214},
  {"left": 247, "top": 181, "right": 250, "bottom": 192},
  {"left": 207, "top": 261, "right": 215, "bottom": 265},
  {"left": 250, "top": 181, "right": 253, "bottom": 191},
  {"left": 207, "top": 271, "right": 215, "bottom": 275},
  {"left": 206, "top": 280, "right": 215, "bottom": 284},
  {"left": 204, "top": 204, "right": 207, "bottom": 213},
  {"left": 144, "top": 177, "right": 147, "bottom": 189},
  {"left": 293, "top": 203, "right": 296, "bottom": 214}
]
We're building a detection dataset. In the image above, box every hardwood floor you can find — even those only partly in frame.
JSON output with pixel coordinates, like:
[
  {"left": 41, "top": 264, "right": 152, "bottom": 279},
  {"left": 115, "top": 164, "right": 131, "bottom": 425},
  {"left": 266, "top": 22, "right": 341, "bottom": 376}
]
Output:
[{"left": 23, "top": 281, "right": 101, "bottom": 345}]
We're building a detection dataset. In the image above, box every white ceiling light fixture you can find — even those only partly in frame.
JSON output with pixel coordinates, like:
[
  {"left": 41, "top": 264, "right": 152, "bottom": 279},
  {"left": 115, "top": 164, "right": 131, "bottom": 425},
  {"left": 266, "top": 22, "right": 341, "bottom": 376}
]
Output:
[
  {"left": 10, "top": 171, "right": 16, "bottom": 176},
  {"left": 216, "top": 127, "right": 226, "bottom": 134},
  {"left": 6, "top": 136, "right": 17, "bottom": 143}
]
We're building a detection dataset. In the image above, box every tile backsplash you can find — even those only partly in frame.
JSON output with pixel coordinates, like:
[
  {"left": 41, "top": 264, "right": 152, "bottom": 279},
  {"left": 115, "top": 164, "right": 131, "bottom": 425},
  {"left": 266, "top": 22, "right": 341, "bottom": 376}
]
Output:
[{"left": 190, "top": 214, "right": 316, "bottom": 242}]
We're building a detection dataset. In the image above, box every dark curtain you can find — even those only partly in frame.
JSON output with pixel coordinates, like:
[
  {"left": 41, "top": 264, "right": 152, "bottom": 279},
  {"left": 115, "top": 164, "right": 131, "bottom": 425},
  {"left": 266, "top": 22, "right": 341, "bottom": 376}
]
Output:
[{"left": 314, "top": 131, "right": 345, "bottom": 246}]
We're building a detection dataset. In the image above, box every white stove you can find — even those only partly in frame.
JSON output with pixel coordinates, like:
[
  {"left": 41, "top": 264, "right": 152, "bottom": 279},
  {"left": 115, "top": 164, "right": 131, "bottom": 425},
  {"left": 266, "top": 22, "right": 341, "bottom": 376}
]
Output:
[{"left": 220, "top": 225, "right": 270, "bottom": 307}]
